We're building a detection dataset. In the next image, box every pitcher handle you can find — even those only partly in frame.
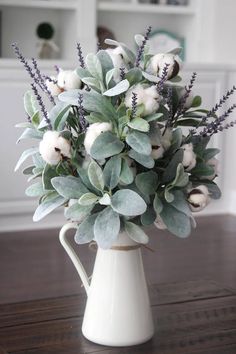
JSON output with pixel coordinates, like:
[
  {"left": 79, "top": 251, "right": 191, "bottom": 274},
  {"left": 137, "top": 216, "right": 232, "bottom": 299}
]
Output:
[{"left": 59, "top": 222, "right": 90, "bottom": 296}]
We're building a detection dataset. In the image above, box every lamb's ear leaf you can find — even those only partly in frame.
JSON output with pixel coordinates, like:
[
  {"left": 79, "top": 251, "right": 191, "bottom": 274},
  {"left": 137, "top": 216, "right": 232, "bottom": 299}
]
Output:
[
  {"left": 88, "top": 161, "right": 104, "bottom": 192},
  {"left": 124, "top": 221, "right": 149, "bottom": 244},
  {"left": 119, "top": 158, "right": 134, "bottom": 185},
  {"left": 94, "top": 207, "right": 120, "bottom": 249},
  {"left": 74, "top": 213, "right": 98, "bottom": 244},
  {"left": 111, "top": 189, "right": 147, "bottom": 216},
  {"left": 135, "top": 171, "right": 158, "bottom": 195},
  {"left": 128, "top": 150, "right": 154, "bottom": 169},
  {"left": 85, "top": 53, "right": 103, "bottom": 82},
  {"left": 160, "top": 202, "right": 191, "bottom": 238},
  {"left": 33, "top": 192, "right": 66, "bottom": 222},
  {"left": 14, "top": 147, "right": 39, "bottom": 172},
  {"left": 51, "top": 176, "right": 88, "bottom": 199},
  {"left": 103, "top": 156, "right": 122, "bottom": 190},
  {"left": 103, "top": 79, "right": 130, "bottom": 97},
  {"left": 90, "top": 132, "right": 124, "bottom": 160},
  {"left": 126, "top": 131, "right": 152, "bottom": 156},
  {"left": 24, "top": 90, "right": 38, "bottom": 118},
  {"left": 65, "top": 203, "right": 93, "bottom": 222}
]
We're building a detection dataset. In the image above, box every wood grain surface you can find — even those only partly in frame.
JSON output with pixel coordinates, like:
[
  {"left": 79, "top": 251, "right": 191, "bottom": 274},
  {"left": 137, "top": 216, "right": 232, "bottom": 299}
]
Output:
[{"left": 0, "top": 215, "right": 236, "bottom": 353}]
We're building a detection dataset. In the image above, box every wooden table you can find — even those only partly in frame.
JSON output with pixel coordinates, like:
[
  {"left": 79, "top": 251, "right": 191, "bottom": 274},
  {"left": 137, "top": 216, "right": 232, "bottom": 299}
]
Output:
[{"left": 1, "top": 215, "right": 236, "bottom": 353}]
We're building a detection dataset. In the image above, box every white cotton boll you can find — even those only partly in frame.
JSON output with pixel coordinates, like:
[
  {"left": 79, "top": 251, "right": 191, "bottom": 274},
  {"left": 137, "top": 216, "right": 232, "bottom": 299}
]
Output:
[
  {"left": 182, "top": 143, "right": 196, "bottom": 171},
  {"left": 154, "top": 215, "right": 167, "bottom": 230},
  {"left": 84, "top": 122, "right": 112, "bottom": 155},
  {"left": 106, "top": 47, "right": 129, "bottom": 82},
  {"left": 187, "top": 185, "right": 210, "bottom": 212},
  {"left": 39, "top": 131, "right": 71, "bottom": 165},
  {"left": 124, "top": 84, "right": 146, "bottom": 109},
  {"left": 151, "top": 145, "right": 164, "bottom": 160},
  {"left": 150, "top": 53, "right": 182, "bottom": 80},
  {"left": 45, "top": 77, "right": 62, "bottom": 97},
  {"left": 205, "top": 158, "right": 219, "bottom": 180},
  {"left": 179, "top": 88, "right": 194, "bottom": 109},
  {"left": 57, "top": 70, "right": 81, "bottom": 91},
  {"left": 125, "top": 84, "right": 160, "bottom": 116},
  {"left": 143, "top": 97, "right": 159, "bottom": 116}
]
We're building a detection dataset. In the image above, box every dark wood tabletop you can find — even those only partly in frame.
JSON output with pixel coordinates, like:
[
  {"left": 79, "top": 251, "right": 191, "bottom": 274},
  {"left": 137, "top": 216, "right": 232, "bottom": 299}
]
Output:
[{"left": 0, "top": 215, "right": 236, "bottom": 353}]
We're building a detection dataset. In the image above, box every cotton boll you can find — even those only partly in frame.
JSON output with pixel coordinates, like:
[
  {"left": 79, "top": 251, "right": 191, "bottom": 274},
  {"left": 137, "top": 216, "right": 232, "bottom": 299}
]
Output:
[
  {"left": 39, "top": 131, "right": 71, "bottom": 165},
  {"left": 154, "top": 215, "right": 167, "bottom": 230},
  {"left": 187, "top": 185, "right": 210, "bottom": 212},
  {"left": 150, "top": 53, "right": 182, "bottom": 80},
  {"left": 57, "top": 70, "right": 81, "bottom": 90},
  {"left": 179, "top": 88, "right": 195, "bottom": 109},
  {"left": 84, "top": 122, "right": 112, "bottom": 155},
  {"left": 106, "top": 46, "right": 129, "bottom": 82},
  {"left": 125, "top": 84, "right": 161, "bottom": 116},
  {"left": 124, "top": 84, "right": 146, "bottom": 109},
  {"left": 45, "top": 77, "right": 62, "bottom": 97},
  {"left": 182, "top": 143, "right": 196, "bottom": 171}
]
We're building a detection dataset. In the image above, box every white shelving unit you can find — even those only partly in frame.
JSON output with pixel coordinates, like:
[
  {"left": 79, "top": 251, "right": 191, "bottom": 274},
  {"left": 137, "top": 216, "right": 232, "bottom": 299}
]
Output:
[
  {"left": 97, "top": 0, "right": 200, "bottom": 62},
  {"left": 0, "top": 0, "right": 97, "bottom": 64},
  {"left": 98, "top": 1, "right": 195, "bottom": 15},
  {"left": 0, "top": 0, "right": 78, "bottom": 10}
]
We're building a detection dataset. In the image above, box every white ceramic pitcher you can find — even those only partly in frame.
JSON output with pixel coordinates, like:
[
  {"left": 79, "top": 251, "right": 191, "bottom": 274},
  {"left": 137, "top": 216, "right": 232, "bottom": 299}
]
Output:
[{"left": 59, "top": 222, "right": 154, "bottom": 347}]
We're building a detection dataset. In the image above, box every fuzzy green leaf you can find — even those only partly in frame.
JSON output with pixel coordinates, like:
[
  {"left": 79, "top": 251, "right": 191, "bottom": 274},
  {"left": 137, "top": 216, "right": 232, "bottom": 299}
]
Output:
[
  {"left": 141, "top": 206, "right": 156, "bottom": 226},
  {"left": 128, "top": 118, "right": 149, "bottom": 132},
  {"left": 128, "top": 149, "right": 154, "bottom": 169},
  {"left": 111, "top": 189, "right": 147, "bottom": 216},
  {"left": 90, "top": 131, "right": 124, "bottom": 160},
  {"left": 125, "top": 221, "right": 149, "bottom": 244},
  {"left": 94, "top": 207, "right": 120, "bottom": 249},
  {"left": 119, "top": 158, "right": 134, "bottom": 185},
  {"left": 79, "top": 192, "right": 99, "bottom": 206},
  {"left": 135, "top": 171, "right": 158, "bottom": 195},
  {"left": 153, "top": 194, "right": 163, "bottom": 214},
  {"left": 65, "top": 203, "right": 92, "bottom": 222},
  {"left": 74, "top": 214, "right": 98, "bottom": 244},
  {"left": 160, "top": 202, "right": 191, "bottom": 238},
  {"left": 103, "top": 156, "right": 122, "bottom": 190},
  {"left": 33, "top": 192, "right": 66, "bottom": 222},
  {"left": 15, "top": 147, "right": 39, "bottom": 172},
  {"left": 51, "top": 176, "right": 88, "bottom": 199},
  {"left": 25, "top": 182, "right": 45, "bottom": 197},
  {"left": 103, "top": 79, "right": 130, "bottom": 97},
  {"left": 86, "top": 53, "right": 103, "bottom": 81},
  {"left": 88, "top": 161, "right": 104, "bottom": 191},
  {"left": 24, "top": 90, "right": 37, "bottom": 118},
  {"left": 126, "top": 131, "right": 152, "bottom": 155}
]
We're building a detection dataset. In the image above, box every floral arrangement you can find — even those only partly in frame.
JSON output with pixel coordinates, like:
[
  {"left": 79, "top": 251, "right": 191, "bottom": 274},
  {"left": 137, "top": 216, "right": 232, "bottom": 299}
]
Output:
[{"left": 14, "top": 27, "right": 236, "bottom": 249}]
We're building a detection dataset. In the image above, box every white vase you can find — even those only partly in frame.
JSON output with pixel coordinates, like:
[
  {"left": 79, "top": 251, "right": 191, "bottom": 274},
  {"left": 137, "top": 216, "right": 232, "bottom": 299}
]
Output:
[{"left": 59, "top": 223, "right": 154, "bottom": 347}]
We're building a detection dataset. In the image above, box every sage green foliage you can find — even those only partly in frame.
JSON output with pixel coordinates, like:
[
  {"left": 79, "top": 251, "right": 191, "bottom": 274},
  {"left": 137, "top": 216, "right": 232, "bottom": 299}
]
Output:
[{"left": 15, "top": 29, "right": 224, "bottom": 248}]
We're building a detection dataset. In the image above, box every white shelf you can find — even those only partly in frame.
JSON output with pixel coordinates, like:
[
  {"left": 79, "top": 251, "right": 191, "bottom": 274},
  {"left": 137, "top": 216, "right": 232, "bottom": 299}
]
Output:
[
  {"left": 0, "top": 0, "right": 78, "bottom": 10},
  {"left": 98, "top": 1, "right": 195, "bottom": 15}
]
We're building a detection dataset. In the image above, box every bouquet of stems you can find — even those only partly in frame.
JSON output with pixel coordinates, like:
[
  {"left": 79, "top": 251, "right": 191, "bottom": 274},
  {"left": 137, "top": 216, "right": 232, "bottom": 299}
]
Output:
[{"left": 14, "top": 27, "right": 236, "bottom": 249}]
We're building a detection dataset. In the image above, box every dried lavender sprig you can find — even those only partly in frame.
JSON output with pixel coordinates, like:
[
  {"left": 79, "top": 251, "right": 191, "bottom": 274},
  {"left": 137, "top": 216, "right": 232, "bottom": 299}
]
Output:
[
  {"left": 162, "top": 87, "right": 173, "bottom": 135},
  {"left": 78, "top": 93, "right": 87, "bottom": 131},
  {"left": 200, "top": 104, "right": 236, "bottom": 137},
  {"left": 221, "top": 119, "right": 236, "bottom": 131},
  {"left": 43, "top": 75, "right": 58, "bottom": 85},
  {"left": 156, "top": 63, "right": 170, "bottom": 94},
  {"left": 120, "top": 67, "right": 126, "bottom": 81},
  {"left": 194, "top": 85, "right": 236, "bottom": 133},
  {"left": 131, "top": 92, "right": 138, "bottom": 119},
  {"left": 77, "top": 43, "right": 85, "bottom": 69},
  {"left": 97, "top": 42, "right": 102, "bottom": 52},
  {"left": 12, "top": 43, "right": 37, "bottom": 82},
  {"left": 54, "top": 65, "right": 60, "bottom": 74},
  {"left": 135, "top": 26, "right": 152, "bottom": 68},
  {"left": 176, "top": 71, "right": 197, "bottom": 117},
  {"left": 31, "top": 83, "right": 52, "bottom": 130},
  {"left": 31, "top": 58, "right": 55, "bottom": 105}
]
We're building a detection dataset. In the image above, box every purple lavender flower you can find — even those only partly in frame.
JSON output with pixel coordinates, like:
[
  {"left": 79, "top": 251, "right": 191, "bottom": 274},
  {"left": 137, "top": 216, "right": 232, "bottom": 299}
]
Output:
[
  {"left": 31, "top": 83, "right": 52, "bottom": 130},
  {"left": 77, "top": 43, "right": 85, "bottom": 69},
  {"left": 135, "top": 26, "right": 152, "bottom": 67}
]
